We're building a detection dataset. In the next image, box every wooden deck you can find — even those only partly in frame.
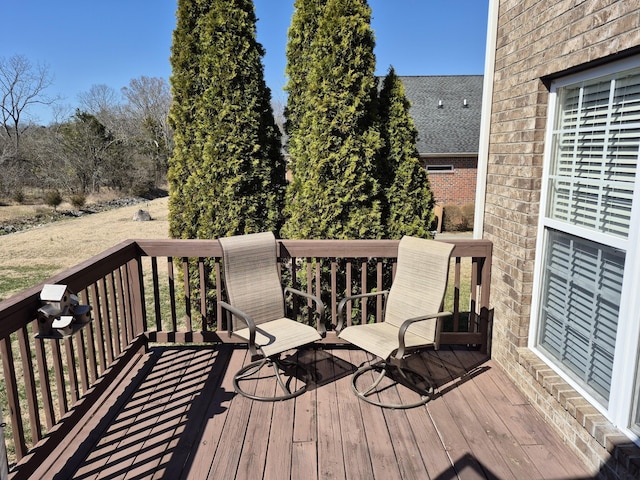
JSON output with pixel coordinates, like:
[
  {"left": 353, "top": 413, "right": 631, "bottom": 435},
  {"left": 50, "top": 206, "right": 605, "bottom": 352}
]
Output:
[{"left": 23, "top": 345, "right": 595, "bottom": 480}]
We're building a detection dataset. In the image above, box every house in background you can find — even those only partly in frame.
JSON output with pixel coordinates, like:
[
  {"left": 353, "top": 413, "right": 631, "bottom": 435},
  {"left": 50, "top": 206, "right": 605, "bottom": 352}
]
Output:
[
  {"left": 401, "top": 75, "right": 483, "bottom": 208},
  {"left": 286, "top": 75, "right": 482, "bottom": 215},
  {"left": 476, "top": 1, "right": 640, "bottom": 478}
]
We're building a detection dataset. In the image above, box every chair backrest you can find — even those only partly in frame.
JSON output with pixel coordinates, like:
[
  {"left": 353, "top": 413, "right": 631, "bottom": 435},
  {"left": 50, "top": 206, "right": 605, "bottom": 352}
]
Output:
[
  {"left": 219, "top": 232, "right": 285, "bottom": 329},
  {"left": 384, "top": 236, "right": 454, "bottom": 340}
]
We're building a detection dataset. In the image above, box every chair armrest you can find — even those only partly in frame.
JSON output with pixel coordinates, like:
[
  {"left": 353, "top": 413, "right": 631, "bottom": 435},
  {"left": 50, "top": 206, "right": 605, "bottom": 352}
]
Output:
[
  {"left": 336, "top": 290, "right": 389, "bottom": 332},
  {"left": 218, "top": 300, "right": 260, "bottom": 358},
  {"left": 395, "top": 311, "right": 452, "bottom": 360},
  {"left": 284, "top": 287, "right": 326, "bottom": 336}
]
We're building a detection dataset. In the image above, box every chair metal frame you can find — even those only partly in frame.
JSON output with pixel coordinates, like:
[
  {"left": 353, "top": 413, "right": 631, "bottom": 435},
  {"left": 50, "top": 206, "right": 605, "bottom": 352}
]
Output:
[
  {"left": 218, "top": 232, "right": 325, "bottom": 401},
  {"left": 337, "top": 236, "right": 454, "bottom": 409}
]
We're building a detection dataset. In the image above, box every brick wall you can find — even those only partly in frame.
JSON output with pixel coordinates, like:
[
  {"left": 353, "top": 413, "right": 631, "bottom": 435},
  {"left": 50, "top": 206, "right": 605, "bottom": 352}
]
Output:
[
  {"left": 485, "top": 1, "right": 640, "bottom": 478},
  {"left": 422, "top": 156, "right": 477, "bottom": 206}
]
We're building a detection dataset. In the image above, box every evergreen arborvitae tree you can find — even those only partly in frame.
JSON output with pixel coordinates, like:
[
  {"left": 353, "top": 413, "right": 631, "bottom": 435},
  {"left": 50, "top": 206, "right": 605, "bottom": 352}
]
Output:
[
  {"left": 168, "top": 0, "right": 286, "bottom": 240},
  {"left": 282, "top": 0, "right": 383, "bottom": 240},
  {"left": 379, "top": 67, "right": 434, "bottom": 238},
  {"left": 167, "top": 0, "right": 204, "bottom": 239},
  {"left": 283, "top": 0, "right": 326, "bottom": 138}
]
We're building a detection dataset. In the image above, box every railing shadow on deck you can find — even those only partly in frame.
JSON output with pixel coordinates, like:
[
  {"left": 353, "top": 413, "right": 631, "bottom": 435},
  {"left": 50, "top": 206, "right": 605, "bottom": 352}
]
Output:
[
  {"left": 65, "top": 345, "right": 236, "bottom": 480},
  {"left": 0, "top": 237, "right": 492, "bottom": 477}
]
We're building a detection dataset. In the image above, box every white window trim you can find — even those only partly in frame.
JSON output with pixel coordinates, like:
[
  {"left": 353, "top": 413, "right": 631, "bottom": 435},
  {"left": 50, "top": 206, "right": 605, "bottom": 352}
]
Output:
[{"left": 529, "top": 54, "right": 640, "bottom": 440}]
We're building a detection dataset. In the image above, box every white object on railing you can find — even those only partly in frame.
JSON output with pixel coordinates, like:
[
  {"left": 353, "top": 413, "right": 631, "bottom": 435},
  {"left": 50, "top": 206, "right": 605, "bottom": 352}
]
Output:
[{"left": 36, "top": 284, "right": 92, "bottom": 338}]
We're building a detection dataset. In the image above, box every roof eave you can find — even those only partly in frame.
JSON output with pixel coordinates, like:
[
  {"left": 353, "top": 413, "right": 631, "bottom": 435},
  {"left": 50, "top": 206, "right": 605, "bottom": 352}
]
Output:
[{"left": 418, "top": 152, "right": 478, "bottom": 158}]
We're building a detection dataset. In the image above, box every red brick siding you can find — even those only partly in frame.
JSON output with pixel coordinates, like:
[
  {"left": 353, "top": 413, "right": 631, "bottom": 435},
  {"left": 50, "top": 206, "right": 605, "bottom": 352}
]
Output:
[{"left": 422, "top": 156, "right": 477, "bottom": 206}]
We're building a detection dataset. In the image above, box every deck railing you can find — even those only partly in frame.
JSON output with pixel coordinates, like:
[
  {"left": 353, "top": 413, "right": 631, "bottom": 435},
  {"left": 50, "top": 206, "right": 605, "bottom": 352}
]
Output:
[{"left": 0, "top": 237, "right": 492, "bottom": 475}]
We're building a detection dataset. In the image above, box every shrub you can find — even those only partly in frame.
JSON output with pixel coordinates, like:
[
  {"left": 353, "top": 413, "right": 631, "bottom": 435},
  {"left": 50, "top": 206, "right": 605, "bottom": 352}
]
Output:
[
  {"left": 70, "top": 193, "right": 86, "bottom": 210},
  {"left": 443, "top": 203, "right": 476, "bottom": 231},
  {"left": 12, "top": 189, "right": 25, "bottom": 204},
  {"left": 45, "top": 190, "right": 63, "bottom": 211},
  {"left": 282, "top": 0, "right": 382, "bottom": 240},
  {"left": 379, "top": 67, "right": 434, "bottom": 239},
  {"left": 129, "top": 181, "right": 154, "bottom": 198},
  {"left": 461, "top": 203, "right": 475, "bottom": 230},
  {"left": 442, "top": 204, "right": 464, "bottom": 232}
]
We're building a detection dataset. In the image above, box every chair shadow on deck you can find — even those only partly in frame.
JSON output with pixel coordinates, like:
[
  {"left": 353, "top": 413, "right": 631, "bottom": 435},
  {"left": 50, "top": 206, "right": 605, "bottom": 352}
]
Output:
[
  {"left": 307, "top": 346, "right": 491, "bottom": 403},
  {"left": 296, "top": 345, "right": 491, "bottom": 395},
  {"left": 295, "top": 347, "right": 357, "bottom": 389},
  {"left": 409, "top": 348, "right": 491, "bottom": 399}
]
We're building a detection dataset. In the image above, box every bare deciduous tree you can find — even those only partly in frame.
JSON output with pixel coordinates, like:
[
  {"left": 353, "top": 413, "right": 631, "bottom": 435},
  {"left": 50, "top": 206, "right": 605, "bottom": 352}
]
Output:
[
  {"left": 121, "top": 76, "right": 172, "bottom": 146},
  {"left": 121, "top": 76, "right": 173, "bottom": 185},
  {"left": 76, "top": 84, "right": 127, "bottom": 142},
  {"left": 0, "top": 54, "right": 57, "bottom": 154},
  {"left": 77, "top": 84, "right": 120, "bottom": 115}
]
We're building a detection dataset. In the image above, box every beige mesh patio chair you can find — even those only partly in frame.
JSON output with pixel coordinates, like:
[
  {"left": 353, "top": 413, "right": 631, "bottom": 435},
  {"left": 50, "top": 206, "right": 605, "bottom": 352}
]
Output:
[
  {"left": 337, "top": 236, "right": 454, "bottom": 408},
  {"left": 218, "top": 231, "right": 325, "bottom": 401}
]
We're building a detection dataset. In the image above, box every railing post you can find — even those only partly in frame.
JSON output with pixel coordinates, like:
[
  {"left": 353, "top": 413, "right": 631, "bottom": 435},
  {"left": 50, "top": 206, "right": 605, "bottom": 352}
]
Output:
[
  {"left": 0, "top": 337, "right": 26, "bottom": 460},
  {"left": 481, "top": 242, "right": 492, "bottom": 354},
  {"left": 127, "top": 256, "right": 147, "bottom": 337},
  {"left": 479, "top": 306, "right": 494, "bottom": 355}
]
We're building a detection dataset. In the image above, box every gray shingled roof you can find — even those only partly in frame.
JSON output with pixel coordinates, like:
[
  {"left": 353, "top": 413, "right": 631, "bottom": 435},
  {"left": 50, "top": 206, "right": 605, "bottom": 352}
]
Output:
[{"left": 397, "top": 75, "right": 483, "bottom": 155}]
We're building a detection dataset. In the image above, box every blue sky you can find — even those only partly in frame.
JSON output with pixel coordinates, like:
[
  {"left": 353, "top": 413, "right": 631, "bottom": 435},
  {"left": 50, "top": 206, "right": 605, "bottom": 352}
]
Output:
[{"left": 2, "top": 0, "right": 488, "bottom": 125}]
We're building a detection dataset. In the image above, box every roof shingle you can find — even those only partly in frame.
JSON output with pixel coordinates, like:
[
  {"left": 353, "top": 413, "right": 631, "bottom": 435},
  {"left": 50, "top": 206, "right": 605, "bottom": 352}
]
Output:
[{"left": 396, "top": 75, "right": 483, "bottom": 155}]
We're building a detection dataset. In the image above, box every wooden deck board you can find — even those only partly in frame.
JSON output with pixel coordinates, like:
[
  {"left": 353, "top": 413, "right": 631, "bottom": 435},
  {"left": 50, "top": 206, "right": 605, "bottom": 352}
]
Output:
[
  {"left": 263, "top": 388, "right": 294, "bottom": 480},
  {"left": 183, "top": 346, "right": 238, "bottom": 480},
  {"left": 291, "top": 440, "right": 317, "bottom": 480},
  {"left": 377, "top": 369, "right": 429, "bottom": 479},
  {"left": 334, "top": 348, "right": 376, "bottom": 480},
  {"left": 25, "top": 345, "right": 155, "bottom": 480},
  {"left": 315, "top": 347, "right": 346, "bottom": 480},
  {"left": 93, "top": 348, "right": 192, "bottom": 480},
  {"left": 207, "top": 349, "right": 257, "bottom": 480},
  {"left": 124, "top": 348, "right": 214, "bottom": 480},
  {"left": 150, "top": 347, "right": 226, "bottom": 480},
  {"left": 235, "top": 362, "right": 276, "bottom": 480},
  {"left": 459, "top": 363, "right": 542, "bottom": 479},
  {"left": 156, "top": 346, "right": 232, "bottom": 479},
  {"left": 32, "top": 344, "right": 596, "bottom": 480},
  {"left": 347, "top": 349, "right": 404, "bottom": 480},
  {"left": 426, "top": 396, "right": 487, "bottom": 480},
  {"left": 292, "top": 349, "right": 317, "bottom": 444},
  {"left": 403, "top": 382, "right": 458, "bottom": 478},
  {"left": 436, "top": 352, "right": 520, "bottom": 479}
]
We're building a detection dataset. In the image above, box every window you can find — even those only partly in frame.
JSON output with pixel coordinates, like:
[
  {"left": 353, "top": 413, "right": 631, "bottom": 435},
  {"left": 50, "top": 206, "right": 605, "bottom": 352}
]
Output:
[
  {"left": 532, "top": 57, "right": 640, "bottom": 438},
  {"left": 425, "top": 165, "right": 454, "bottom": 172},
  {"left": 537, "top": 230, "right": 623, "bottom": 404}
]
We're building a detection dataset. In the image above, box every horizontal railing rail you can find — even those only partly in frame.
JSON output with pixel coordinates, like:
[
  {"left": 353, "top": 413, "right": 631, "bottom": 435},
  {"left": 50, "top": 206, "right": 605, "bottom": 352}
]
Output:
[
  {"left": 0, "top": 237, "right": 492, "bottom": 476},
  {"left": 135, "top": 239, "right": 492, "bottom": 348}
]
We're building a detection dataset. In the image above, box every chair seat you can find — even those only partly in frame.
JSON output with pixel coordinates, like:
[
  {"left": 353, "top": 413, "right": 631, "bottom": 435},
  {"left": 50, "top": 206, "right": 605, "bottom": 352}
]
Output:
[
  {"left": 234, "top": 317, "right": 322, "bottom": 358},
  {"left": 338, "top": 322, "right": 435, "bottom": 361}
]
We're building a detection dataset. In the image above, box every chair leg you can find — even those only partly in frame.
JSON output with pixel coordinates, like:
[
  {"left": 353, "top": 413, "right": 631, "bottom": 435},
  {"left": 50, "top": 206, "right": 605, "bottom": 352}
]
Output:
[
  {"left": 351, "top": 360, "right": 434, "bottom": 409},
  {"left": 233, "top": 354, "right": 312, "bottom": 402}
]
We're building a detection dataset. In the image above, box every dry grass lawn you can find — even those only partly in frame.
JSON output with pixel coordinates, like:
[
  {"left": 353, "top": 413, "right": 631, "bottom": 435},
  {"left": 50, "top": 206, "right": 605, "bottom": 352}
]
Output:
[
  {"left": 0, "top": 204, "right": 44, "bottom": 222},
  {"left": 0, "top": 197, "right": 169, "bottom": 301}
]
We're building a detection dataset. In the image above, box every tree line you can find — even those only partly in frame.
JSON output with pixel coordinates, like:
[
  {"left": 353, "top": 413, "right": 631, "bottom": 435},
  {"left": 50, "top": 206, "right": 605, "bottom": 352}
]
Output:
[
  {"left": 169, "top": 0, "right": 434, "bottom": 241},
  {"left": 0, "top": 54, "right": 173, "bottom": 202},
  {"left": 2, "top": 0, "right": 433, "bottom": 241}
]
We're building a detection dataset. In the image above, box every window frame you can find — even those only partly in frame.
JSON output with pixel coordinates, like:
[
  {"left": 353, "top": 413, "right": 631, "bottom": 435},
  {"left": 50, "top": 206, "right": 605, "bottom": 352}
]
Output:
[
  {"left": 530, "top": 55, "right": 640, "bottom": 440},
  {"left": 425, "top": 164, "right": 455, "bottom": 172}
]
